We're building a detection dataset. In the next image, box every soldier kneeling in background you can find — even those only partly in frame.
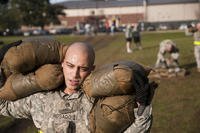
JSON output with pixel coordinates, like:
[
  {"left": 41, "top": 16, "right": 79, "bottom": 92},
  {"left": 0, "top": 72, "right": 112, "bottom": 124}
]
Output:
[
  {"left": 155, "top": 39, "right": 180, "bottom": 72},
  {"left": 150, "top": 39, "right": 188, "bottom": 79}
]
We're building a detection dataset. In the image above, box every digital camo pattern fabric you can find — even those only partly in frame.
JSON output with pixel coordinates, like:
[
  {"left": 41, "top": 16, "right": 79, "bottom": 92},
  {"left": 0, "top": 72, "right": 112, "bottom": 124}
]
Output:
[
  {"left": 0, "top": 89, "right": 152, "bottom": 133},
  {"left": 0, "top": 90, "right": 93, "bottom": 133}
]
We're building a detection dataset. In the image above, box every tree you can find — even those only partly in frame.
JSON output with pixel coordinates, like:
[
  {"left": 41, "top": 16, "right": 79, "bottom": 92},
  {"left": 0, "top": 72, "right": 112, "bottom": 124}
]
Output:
[
  {"left": 0, "top": 3, "right": 21, "bottom": 33},
  {"left": 12, "top": 0, "right": 65, "bottom": 29},
  {"left": 0, "top": 0, "right": 9, "bottom": 4}
]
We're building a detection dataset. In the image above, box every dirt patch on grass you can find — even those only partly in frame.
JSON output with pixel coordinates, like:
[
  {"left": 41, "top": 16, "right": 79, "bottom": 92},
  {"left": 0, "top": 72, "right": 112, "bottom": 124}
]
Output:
[{"left": 82, "top": 35, "right": 117, "bottom": 51}]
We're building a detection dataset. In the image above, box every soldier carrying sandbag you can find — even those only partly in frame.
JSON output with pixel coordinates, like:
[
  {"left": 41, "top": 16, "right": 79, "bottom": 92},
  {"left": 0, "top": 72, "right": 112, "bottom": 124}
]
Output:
[{"left": 0, "top": 37, "right": 157, "bottom": 133}]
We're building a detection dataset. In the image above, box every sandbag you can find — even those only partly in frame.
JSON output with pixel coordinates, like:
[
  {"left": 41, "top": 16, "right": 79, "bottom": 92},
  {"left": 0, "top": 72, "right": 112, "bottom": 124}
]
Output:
[
  {"left": 35, "top": 64, "right": 64, "bottom": 90},
  {"left": 0, "top": 74, "right": 19, "bottom": 100},
  {"left": 90, "top": 95, "right": 136, "bottom": 133},
  {"left": 1, "top": 37, "right": 68, "bottom": 78},
  {"left": 0, "top": 40, "right": 22, "bottom": 63},
  {"left": 83, "top": 61, "right": 151, "bottom": 97},
  {"left": 0, "top": 64, "right": 64, "bottom": 101},
  {"left": 1, "top": 42, "right": 35, "bottom": 77}
]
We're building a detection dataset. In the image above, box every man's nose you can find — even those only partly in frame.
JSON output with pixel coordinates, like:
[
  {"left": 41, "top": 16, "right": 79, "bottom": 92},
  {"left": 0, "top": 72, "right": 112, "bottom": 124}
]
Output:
[{"left": 72, "top": 68, "right": 80, "bottom": 78}]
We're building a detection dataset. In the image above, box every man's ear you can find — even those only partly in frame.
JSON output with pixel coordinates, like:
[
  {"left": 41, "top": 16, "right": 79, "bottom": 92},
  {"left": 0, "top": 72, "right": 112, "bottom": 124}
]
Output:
[{"left": 61, "top": 62, "right": 64, "bottom": 68}]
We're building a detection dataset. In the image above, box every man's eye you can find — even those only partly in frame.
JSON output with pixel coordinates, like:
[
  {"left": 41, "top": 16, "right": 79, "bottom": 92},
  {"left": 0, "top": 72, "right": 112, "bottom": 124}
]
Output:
[
  {"left": 80, "top": 67, "right": 89, "bottom": 72},
  {"left": 66, "top": 64, "right": 73, "bottom": 68}
]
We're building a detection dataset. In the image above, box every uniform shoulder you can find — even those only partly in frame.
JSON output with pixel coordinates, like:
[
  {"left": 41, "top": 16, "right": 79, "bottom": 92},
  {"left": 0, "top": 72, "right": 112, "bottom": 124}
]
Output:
[{"left": 30, "top": 91, "right": 59, "bottom": 100}]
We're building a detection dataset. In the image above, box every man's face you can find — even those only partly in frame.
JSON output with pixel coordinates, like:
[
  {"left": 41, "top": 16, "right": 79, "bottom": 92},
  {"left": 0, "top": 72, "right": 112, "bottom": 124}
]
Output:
[
  {"left": 62, "top": 49, "right": 94, "bottom": 91},
  {"left": 165, "top": 43, "right": 172, "bottom": 52}
]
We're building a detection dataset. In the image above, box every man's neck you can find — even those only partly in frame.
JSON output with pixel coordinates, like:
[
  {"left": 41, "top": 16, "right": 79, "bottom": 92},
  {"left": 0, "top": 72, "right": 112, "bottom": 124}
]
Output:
[{"left": 64, "top": 88, "right": 78, "bottom": 95}]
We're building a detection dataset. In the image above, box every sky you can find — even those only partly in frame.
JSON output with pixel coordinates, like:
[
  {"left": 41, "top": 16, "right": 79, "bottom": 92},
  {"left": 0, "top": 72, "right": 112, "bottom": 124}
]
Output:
[
  {"left": 50, "top": 0, "right": 90, "bottom": 4},
  {"left": 50, "top": 0, "right": 116, "bottom": 4},
  {"left": 50, "top": 0, "right": 68, "bottom": 4}
]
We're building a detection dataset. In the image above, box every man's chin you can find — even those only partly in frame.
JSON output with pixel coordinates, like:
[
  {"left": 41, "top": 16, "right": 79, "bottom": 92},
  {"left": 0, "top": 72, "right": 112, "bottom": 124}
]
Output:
[{"left": 67, "top": 85, "right": 79, "bottom": 90}]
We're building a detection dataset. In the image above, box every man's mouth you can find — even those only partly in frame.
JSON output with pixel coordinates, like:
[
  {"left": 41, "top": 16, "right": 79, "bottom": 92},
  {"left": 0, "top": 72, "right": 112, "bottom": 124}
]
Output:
[{"left": 69, "top": 80, "right": 79, "bottom": 86}]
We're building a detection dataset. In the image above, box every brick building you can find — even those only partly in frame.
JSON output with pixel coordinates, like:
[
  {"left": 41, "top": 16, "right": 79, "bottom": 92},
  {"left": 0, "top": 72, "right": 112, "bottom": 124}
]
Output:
[{"left": 54, "top": 0, "right": 200, "bottom": 29}]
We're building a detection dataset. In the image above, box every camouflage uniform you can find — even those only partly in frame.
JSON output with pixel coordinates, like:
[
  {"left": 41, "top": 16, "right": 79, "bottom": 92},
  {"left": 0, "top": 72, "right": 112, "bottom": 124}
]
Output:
[
  {"left": 155, "top": 39, "right": 179, "bottom": 69},
  {"left": 0, "top": 88, "right": 92, "bottom": 133},
  {"left": 0, "top": 88, "right": 152, "bottom": 133}
]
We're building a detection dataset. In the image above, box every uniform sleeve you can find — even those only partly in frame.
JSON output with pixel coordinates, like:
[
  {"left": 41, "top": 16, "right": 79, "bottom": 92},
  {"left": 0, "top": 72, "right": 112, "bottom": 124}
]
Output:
[
  {"left": 0, "top": 96, "right": 33, "bottom": 119},
  {"left": 124, "top": 105, "right": 153, "bottom": 133},
  {"left": 155, "top": 51, "right": 165, "bottom": 67},
  {"left": 155, "top": 42, "right": 166, "bottom": 67}
]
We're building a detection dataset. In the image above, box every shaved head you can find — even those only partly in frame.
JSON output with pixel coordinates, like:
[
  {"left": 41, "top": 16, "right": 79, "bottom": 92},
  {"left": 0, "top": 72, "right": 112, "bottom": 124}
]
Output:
[{"left": 66, "top": 42, "right": 95, "bottom": 67}]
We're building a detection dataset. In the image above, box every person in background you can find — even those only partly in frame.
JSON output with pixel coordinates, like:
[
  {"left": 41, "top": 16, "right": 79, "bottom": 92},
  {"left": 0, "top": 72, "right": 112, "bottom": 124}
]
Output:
[
  {"left": 110, "top": 19, "right": 116, "bottom": 36},
  {"left": 155, "top": 39, "right": 180, "bottom": 72},
  {"left": 105, "top": 19, "right": 110, "bottom": 34},
  {"left": 132, "top": 25, "right": 142, "bottom": 50},
  {"left": 125, "top": 24, "right": 133, "bottom": 53},
  {"left": 85, "top": 23, "right": 91, "bottom": 36},
  {"left": 193, "top": 22, "right": 200, "bottom": 72}
]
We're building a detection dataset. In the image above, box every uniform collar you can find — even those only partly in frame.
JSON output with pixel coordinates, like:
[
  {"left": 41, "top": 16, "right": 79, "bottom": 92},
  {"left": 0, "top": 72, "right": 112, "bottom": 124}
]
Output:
[{"left": 59, "top": 88, "right": 83, "bottom": 100}]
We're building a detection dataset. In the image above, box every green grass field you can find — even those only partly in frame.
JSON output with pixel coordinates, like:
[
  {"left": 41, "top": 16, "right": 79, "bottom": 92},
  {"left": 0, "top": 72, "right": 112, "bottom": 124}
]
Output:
[{"left": 0, "top": 31, "right": 200, "bottom": 133}]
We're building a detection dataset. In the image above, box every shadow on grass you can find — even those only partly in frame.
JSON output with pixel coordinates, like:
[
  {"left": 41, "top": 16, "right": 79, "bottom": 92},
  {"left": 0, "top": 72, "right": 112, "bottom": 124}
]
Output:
[
  {"left": 0, "top": 119, "right": 37, "bottom": 133},
  {"left": 188, "top": 108, "right": 200, "bottom": 133},
  {"left": 180, "top": 62, "right": 196, "bottom": 69}
]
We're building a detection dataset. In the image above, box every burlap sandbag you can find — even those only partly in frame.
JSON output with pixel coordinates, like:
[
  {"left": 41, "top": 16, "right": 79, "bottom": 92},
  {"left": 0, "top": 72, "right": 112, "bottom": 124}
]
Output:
[
  {"left": 1, "top": 42, "right": 35, "bottom": 77},
  {"left": 0, "top": 74, "right": 19, "bottom": 100},
  {"left": 1, "top": 37, "right": 68, "bottom": 78},
  {"left": 0, "top": 37, "right": 67, "bottom": 100},
  {"left": 0, "top": 40, "right": 22, "bottom": 63},
  {"left": 83, "top": 61, "right": 151, "bottom": 97},
  {"left": 90, "top": 95, "right": 136, "bottom": 133},
  {"left": 35, "top": 64, "right": 64, "bottom": 90},
  {"left": 0, "top": 64, "right": 64, "bottom": 101}
]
